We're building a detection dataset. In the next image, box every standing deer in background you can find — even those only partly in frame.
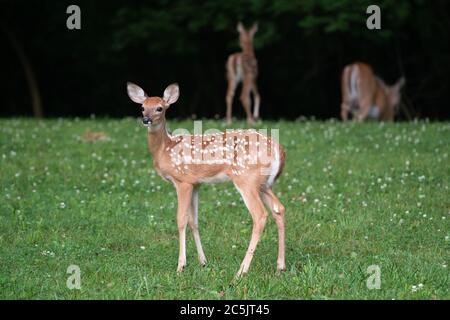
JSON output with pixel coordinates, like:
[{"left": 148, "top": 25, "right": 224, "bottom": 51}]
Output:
[
  {"left": 341, "top": 62, "right": 405, "bottom": 122},
  {"left": 226, "top": 22, "right": 261, "bottom": 125},
  {"left": 127, "top": 82, "right": 286, "bottom": 277}
]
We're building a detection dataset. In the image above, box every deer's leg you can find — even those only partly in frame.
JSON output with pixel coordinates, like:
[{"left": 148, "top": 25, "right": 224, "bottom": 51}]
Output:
[
  {"left": 240, "top": 77, "right": 255, "bottom": 125},
  {"left": 386, "top": 110, "right": 395, "bottom": 122},
  {"left": 226, "top": 79, "right": 237, "bottom": 125},
  {"left": 262, "top": 188, "right": 286, "bottom": 272},
  {"left": 340, "top": 102, "right": 350, "bottom": 121},
  {"left": 252, "top": 83, "right": 261, "bottom": 120},
  {"left": 175, "top": 182, "right": 194, "bottom": 273},
  {"left": 341, "top": 66, "right": 351, "bottom": 121},
  {"left": 356, "top": 98, "right": 372, "bottom": 122},
  {"left": 376, "top": 94, "right": 394, "bottom": 122},
  {"left": 226, "top": 58, "right": 237, "bottom": 125},
  {"left": 234, "top": 182, "right": 268, "bottom": 277},
  {"left": 188, "top": 186, "right": 207, "bottom": 266}
]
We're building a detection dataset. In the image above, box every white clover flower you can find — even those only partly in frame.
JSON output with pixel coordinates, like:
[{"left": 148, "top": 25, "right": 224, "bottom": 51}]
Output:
[{"left": 41, "top": 250, "right": 55, "bottom": 257}]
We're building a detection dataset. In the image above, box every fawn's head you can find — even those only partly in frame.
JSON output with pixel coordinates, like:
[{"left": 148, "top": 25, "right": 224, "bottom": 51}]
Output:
[
  {"left": 126, "top": 83, "right": 179, "bottom": 128},
  {"left": 387, "top": 77, "right": 405, "bottom": 112},
  {"left": 237, "top": 22, "right": 258, "bottom": 52}
]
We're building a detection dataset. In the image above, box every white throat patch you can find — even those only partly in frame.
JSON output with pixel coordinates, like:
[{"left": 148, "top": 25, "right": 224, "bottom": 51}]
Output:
[{"left": 148, "top": 123, "right": 162, "bottom": 133}]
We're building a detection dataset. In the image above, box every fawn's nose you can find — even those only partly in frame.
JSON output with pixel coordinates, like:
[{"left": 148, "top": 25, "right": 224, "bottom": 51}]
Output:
[{"left": 142, "top": 117, "right": 151, "bottom": 125}]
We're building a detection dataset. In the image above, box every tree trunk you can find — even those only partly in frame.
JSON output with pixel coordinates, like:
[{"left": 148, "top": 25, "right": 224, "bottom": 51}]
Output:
[{"left": 2, "top": 25, "right": 43, "bottom": 118}]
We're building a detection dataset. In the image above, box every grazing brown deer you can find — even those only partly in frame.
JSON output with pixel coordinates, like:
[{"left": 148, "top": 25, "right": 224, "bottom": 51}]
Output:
[
  {"left": 226, "top": 22, "right": 261, "bottom": 125},
  {"left": 340, "top": 62, "right": 405, "bottom": 122},
  {"left": 127, "top": 82, "right": 286, "bottom": 277}
]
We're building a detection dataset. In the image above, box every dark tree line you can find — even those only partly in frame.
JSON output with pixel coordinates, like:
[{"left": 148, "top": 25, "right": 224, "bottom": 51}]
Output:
[{"left": 1, "top": 0, "right": 449, "bottom": 120}]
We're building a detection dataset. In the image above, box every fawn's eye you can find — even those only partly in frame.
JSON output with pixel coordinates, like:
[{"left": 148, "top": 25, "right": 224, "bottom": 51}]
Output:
[
  {"left": 141, "top": 107, "right": 145, "bottom": 112},
  {"left": 156, "top": 107, "right": 163, "bottom": 112}
]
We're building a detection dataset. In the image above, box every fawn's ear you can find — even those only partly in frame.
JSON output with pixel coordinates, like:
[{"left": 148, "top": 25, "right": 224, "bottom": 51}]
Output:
[
  {"left": 237, "top": 22, "right": 244, "bottom": 33},
  {"left": 127, "top": 82, "right": 147, "bottom": 104},
  {"left": 163, "top": 83, "right": 179, "bottom": 105},
  {"left": 249, "top": 22, "right": 258, "bottom": 36},
  {"left": 396, "top": 77, "right": 406, "bottom": 89}
]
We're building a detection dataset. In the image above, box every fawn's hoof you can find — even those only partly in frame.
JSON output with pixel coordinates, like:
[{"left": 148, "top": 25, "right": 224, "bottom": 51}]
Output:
[
  {"left": 276, "top": 268, "right": 286, "bottom": 275},
  {"left": 176, "top": 264, "right": 186, "bottom": 273},
  {"left": 235, "top": 265, "right": 248, "bottom": 279},
  {"left": 277, "top": 262, "right": 286, "bottom": 273}
]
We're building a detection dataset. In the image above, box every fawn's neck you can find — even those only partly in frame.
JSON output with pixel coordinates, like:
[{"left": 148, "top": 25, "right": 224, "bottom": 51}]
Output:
[
  {"left": 240, "top": 39, "right": 255, "bottom": 57},
  {"left": 147, "top": 122, "right": 170, "bottom": 156},
  {"left": 242, "top": 46, "right": 255, "bottom": 57}
]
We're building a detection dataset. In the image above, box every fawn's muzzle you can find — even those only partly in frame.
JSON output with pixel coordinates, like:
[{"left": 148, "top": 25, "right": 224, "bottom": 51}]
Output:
[{"left": 142, "top": 117, "right": 152, "bottom": 125}]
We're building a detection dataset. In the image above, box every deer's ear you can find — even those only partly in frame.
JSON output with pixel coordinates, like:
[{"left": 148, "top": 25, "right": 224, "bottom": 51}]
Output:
[
  {"left": 249, "top": 22, "right": 258, "bottom": 36},
  {"left": 127, "top": 82, "right": 147, "bottom": 104},
  {"left": 397, "top": 77, "right": 406, "bottom": 89},
  {"left": 237, "top": 22, "right": 244, "bottom": 33},
  {"left": 163, "top": 83, "right": 179, "bottom": 105}
]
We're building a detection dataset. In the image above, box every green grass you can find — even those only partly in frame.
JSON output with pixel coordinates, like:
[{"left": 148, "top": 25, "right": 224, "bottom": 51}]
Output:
[{"left": 0, "top": 118, "right": 449, "bottom": 299}]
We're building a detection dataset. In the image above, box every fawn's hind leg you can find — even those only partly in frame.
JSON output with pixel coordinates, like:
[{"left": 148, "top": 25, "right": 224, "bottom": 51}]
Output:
[
  {"left": 262, "top": 188, "right": 286, "bottom": 271},
  {"left": 234, "top": 181, "right": 268, "bottom": 277}
]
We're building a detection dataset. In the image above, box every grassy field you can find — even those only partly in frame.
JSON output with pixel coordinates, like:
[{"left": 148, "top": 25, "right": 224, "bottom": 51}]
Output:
[{"left": 0, "top": 118, "right": 449, "bottom": 299}]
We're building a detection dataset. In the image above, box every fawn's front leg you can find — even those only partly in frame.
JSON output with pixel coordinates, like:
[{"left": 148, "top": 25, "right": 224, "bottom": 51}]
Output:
[
  {"left": 188, "top": 186, "right": 207, "bottom": 266},
  {"left": 175, "top": 182, "right": 194, "bottom": 273}
]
